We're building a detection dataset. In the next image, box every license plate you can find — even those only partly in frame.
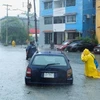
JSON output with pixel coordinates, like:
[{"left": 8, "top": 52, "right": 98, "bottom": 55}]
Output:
[{"left": 44, "top": 73, "right": 54, "bottom": 78}]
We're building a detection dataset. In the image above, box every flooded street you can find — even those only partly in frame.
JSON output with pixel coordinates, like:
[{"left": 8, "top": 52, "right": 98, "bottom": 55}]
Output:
[
  {"left": 0, "top": 44, "right": 100, "bottom": 100},
  {"left": 95, "top": 54, "right": 100, "bottom": 64}
]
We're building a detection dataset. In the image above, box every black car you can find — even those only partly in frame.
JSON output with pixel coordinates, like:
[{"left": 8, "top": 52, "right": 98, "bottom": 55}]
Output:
[
  {"left": 25, "top": 50, "right": 73, "bottom": 85},
  {"left": 65, "top": 41, "right": 96, "bottom": 52},
  {"left": 93, "top": 44, "right": 100, "bottom": 54}
]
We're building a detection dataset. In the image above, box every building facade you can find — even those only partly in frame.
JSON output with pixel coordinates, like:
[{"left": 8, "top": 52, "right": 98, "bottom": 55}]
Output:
[
  {"left": 96, "top": 0, "right": 100, "bottom": 43},
  {"left": 39, "top": 0, "right": 95, "bottom": 47}
]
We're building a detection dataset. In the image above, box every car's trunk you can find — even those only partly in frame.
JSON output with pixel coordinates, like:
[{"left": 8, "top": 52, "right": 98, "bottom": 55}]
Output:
[{"left": 31, "top": 66, "right": 68, "bottom": 83}]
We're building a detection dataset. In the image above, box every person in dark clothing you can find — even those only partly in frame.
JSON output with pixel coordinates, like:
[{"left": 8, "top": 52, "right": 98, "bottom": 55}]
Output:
[
  {"left": 50, "top": 40, "right": 54, "bottom": 49},
  {"left": 26, "top": 41, "right": 37, "bottom": 60}
]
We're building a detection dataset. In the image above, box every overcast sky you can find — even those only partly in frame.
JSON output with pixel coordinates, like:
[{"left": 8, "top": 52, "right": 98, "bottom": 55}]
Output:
[{"left": 0, "top": 0, "right": 39, "bottom": 18}]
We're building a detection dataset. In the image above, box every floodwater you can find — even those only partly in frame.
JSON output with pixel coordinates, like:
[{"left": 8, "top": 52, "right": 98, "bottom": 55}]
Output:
[
  {"left": 95, "top": 54, "right": 100, "bottom": 63},
  {"left": 0, "top": 44, "right": 100, "bottom": 100}
]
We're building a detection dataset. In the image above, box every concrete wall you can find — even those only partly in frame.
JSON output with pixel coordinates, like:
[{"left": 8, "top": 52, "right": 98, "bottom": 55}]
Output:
[
  {"left": 38, "top": 16, "right": 53, "bottom": 47},
  {"left": 39, "top": 0, "right": 53, "bottom": 47}
]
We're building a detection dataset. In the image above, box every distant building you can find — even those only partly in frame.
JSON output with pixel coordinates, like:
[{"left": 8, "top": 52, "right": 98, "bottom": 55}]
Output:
[{"left": 39, "top": 0, "right": 95, "bottom": 47}]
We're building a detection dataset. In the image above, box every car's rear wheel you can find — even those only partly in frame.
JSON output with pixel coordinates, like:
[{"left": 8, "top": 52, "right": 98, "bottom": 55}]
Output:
[
  {"left": 72, "top": 48, "right": 77, "bottom": 52},
  {"left": 69, "top": 80, "right": 73, "bottom": 85},
  {"left": 79, "top": 49, "right": 83, "bottom": 52},
  {"left": 25, "top": 78, "right": 31, "bottom": 86},
  {"left": 26, "top": 56, "right": 28, "bottom": 60},
  {"left": 63, "top": 48, "right": 67, "bottom": 51}
]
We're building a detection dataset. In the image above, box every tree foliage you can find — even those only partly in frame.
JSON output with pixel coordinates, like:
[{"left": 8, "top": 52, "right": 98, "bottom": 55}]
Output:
[{"left": 1, "top": 17, "right": 29, "bottom": 45}]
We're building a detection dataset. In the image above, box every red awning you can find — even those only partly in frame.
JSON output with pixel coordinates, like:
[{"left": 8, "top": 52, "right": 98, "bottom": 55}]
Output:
[
  {"left": 43, "top": 30, "right": 53, "bottom": 33},
  {"left": 29, "top": 28, "right": 40, "bottom": 34}
]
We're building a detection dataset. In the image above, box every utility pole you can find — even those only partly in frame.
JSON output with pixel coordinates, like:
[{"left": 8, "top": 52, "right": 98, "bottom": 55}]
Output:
[
  {"left": 3, "top": 4, "right": 12, "bottom": 45},
  {"left": 33, "top": 0, "right": 38, "bottom": 43},
  {"left": 27, "top": 0, "right": 32, "bottom": 35},
  {"left": 27, "top": 0, "right": 29, "bottom": 35}
]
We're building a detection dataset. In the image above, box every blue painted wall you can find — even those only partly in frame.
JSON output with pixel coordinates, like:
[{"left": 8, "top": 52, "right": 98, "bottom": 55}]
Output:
[
  {"left": 65, "top": 0, "right": 95, "bottom": 37},
  {"left": 40, "top": 0, "right": 53, "bottom": 16},
  {"left": 65, "top": 0, "right": 83, "bottom": 33},
  {"left": 83, "top": 0, "right": 95, "bottom": 37}
]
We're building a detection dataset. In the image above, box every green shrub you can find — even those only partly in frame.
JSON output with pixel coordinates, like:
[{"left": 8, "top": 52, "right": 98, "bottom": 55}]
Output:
[{"left": 78, "top": 37, "right": 98, "bottom": 45}]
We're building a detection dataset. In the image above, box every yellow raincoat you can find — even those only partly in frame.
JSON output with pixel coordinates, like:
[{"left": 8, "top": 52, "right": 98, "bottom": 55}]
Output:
[
  {"left": 12, "top": 40, "right": 16, "bottom": 47},
  {"left": 81, "top": 49, "right": 100, "bottom": 78}
]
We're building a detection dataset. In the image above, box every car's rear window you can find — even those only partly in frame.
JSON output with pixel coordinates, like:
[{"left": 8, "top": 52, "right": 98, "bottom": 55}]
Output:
[
  {"left": 62, "top": 41, "right": 69, "bottom": 45},
  {"left": 69, "top": 42, "right": 77, "bottom": 46},
  {"left": 32, "top": 55, "right": 67, "bottom": 66}
]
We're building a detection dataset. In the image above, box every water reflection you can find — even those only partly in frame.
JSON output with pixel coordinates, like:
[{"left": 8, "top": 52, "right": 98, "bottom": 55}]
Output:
[
  {"left": 95, "top": 54, "right": 100, "bottom": 70},
  {"left": 95, "top": 54, "right": 100, "bottom": 63}
]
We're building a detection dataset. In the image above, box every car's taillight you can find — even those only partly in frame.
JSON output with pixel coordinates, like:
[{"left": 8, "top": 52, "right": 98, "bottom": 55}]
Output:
[
  {"left": 26, "top": 67, "right": 32, "bottom": 77},
  {"left": 67, "top": 69, "right": 72, "bottom": 78}
]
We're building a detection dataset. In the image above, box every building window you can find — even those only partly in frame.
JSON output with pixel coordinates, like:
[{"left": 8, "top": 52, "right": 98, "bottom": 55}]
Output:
[
  {"left": 68, "top": 32, "right": 79, "bottom": 39},
  {"left": 54, "top": 0, "right": 65, "bottom": 8},
  {"left": 45, "top": 33, "right": 52, "bottom": 44},
  {"left": 93, "top": 16, "right": 95, "bottom": 24},
  {"left": 44, "top": 1, "right": 52, "bottom": 9},
  {"left": 68, "top": 33, "right": 74, "bottom": 39},
  {"left": 93, "top": 0, "right": 96, "bottom": 8},
  {"left": 66, "top": 15, "right": 76, "bottom": 23},
  {"left": 44, "top": 17, "right": 52, "bottom": 24},
  {"left": 66, "top": 0, "right": 75, "bottom": 7},
  {"left": 54, "top": 16, "right": 65, "bottom": 24}
]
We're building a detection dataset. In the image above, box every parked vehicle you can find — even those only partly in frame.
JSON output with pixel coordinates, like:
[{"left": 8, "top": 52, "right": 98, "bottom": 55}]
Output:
[
  {"left": 55, "top": 40, "right": 71, "bottom": 51},
  {"left": 65, "top": 40, "right": 96, "bottom": 52},
  {"left": 25, "top": 50, "right": 73, "bottom": 85},
  {"left": 93, "top": 44, "right": 100, "bottom": 54}
]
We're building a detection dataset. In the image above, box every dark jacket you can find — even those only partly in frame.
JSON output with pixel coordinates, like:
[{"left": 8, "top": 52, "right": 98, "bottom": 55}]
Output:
[{"left": 26, "top": 44, "right": 37, "bottom": 59}]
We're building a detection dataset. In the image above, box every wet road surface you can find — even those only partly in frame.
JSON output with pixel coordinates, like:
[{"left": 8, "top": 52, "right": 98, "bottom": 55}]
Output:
[{"left": 0, "top": 44, "right": 100, "bottom": 100}]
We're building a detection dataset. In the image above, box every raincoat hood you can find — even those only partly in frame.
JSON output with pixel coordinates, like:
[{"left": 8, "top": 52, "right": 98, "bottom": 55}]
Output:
[{"left": 83, "top": 49, "right": 90, "bottom": 55}]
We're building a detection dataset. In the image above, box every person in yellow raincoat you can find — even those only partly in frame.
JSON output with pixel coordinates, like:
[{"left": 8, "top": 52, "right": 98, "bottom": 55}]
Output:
[
  {"left": 12, "top": 40, "right": 16, "bottom": 47},
  {"left": 81, "top": 48, "right": 100, "bottom": 78}
]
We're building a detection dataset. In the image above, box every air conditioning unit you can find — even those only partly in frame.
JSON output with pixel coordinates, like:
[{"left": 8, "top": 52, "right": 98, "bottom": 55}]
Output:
[{"left": 86, "top": 14, "right": 90, "bottom": 18}]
